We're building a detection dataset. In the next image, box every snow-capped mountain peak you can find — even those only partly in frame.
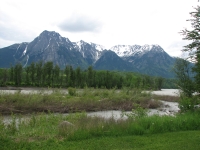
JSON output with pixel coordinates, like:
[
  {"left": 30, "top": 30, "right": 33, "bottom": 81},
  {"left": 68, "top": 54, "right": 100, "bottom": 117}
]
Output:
[{"left": 73, "top": 40, "right": 105, "bottom": 63}]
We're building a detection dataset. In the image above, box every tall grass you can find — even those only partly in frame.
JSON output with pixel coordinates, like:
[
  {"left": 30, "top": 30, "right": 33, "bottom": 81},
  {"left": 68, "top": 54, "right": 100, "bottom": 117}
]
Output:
[
  {"left": 1, "top": 110, "right": 200, "bottom": 142},
  {"left": 60, "top": 111, "right": 200, "bottom": 140}
]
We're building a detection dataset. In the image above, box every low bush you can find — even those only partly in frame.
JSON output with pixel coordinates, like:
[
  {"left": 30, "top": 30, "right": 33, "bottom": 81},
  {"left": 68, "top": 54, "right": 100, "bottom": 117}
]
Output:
[
  {"left": 68, "top": 87, "right": 76, "bottom": 96},
  {"left": 178, "top": 94, "right": 199, "bottom": 112}
]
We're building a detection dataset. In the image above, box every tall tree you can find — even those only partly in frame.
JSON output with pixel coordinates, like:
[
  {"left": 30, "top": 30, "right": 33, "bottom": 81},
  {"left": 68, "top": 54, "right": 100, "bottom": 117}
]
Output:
[
  {"left": 75, "top": 67, "right": 81, "bottom": 87},
  {"left": 180, "top": 6, "right": 200, "bottom": 94},
  {"left": 64, "top": 65, "right": 70, "bottom": 87},
  {"left": 87, "top": 66, "right": 93, "bottom": 87},
  {"left": 25, "top": 66, "right": 31, "bottom": 85},
  {"left": 155, "top": 77, "right": 164, "bottom": 91},
  {"left": 52, "top": 64, "right": 60, "bottom": 87},
  {"left": 14, "top": 63, "right": 23, "bottom": 86},
  {"left": 173, "top": 58, "right": 194, "bottom": 97},
  {"left": 9, "top": 64, "right": 14, "bottom": 84},
  {"left": 69, "top": 66, "right": 75, "bottom": 87},
  {"left": 30, "top": 62, "right": 36, "bottom": 85},
  {"left": 43, "top": 61, "right": 53, "bottom": 86},
  {"left": 0, "top": 69, "right": 8, "bottom": 86},
  {"left": 35, "top": 61, "right": 43, "bottom": 86}
]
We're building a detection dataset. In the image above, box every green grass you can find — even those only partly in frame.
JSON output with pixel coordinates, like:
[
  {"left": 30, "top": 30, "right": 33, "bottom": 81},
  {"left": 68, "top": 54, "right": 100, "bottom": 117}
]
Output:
[{"left": 0, "top": 131, "right": 200, "bottom": 150}]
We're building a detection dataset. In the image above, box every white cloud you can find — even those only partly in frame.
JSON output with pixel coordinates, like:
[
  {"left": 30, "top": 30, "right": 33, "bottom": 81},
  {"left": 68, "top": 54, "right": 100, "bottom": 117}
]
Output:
[{"left": 0, "top": 0, "right": 199, "bottom": 57}]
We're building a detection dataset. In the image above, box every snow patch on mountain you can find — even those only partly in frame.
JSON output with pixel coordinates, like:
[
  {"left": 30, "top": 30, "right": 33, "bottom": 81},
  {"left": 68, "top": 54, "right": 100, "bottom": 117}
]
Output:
[
  {"left": 76, "top": 41, "right": 82, "bottom": 50},
  {"left": 23, "top": 55, "right": 29, "bottom": 67},
  {"left": 90, "top": 42, "right": 105, "bottom": 51},
  {"left": 110, "top": 44, "right": 165, "bottom": 57},
  {"left": 22, "top": 45, "right": 28, "bottom": 56}
]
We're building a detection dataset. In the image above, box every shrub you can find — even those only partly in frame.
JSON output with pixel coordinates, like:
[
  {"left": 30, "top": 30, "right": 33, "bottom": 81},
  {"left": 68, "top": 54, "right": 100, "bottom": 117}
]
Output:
[
  {"left": 123, "top": 104, "right": 148, "bottom": 120},
  {"left": 179, "top": 96, "right": 196, "bottom": 112},
  {"left": 68, "top": 87, "right": 76, "bottom": 96}
]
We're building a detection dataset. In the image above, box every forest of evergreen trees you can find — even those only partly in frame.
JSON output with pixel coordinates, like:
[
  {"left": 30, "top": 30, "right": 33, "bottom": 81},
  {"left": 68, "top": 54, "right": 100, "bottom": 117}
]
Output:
[{"left": 0, "top": 61, "right": 175, "bottom": 90}]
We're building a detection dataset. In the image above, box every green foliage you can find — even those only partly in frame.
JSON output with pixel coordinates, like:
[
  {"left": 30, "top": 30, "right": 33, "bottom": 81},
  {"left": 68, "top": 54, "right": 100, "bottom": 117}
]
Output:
[
  {"left": 35, "top": 61, "right": 43, "bottom": 86},
  {"left": 179, "top": 97, "right": 194, "bottom": 112},
  {"left": 178, "top": 94, "right": 199, "bottom": 112},
  {"left": 14, "top": 63, "right": 23, "bottom": 86},
  {"left": 68, "top": 87, "right": 76, "bottom": 96},
  {"left": 122, "top": 104, "right": 148, "bottom": 120},
  {"left": 173, "top": 58, "right": 194, "bottom": 97},
  {"left": 0, "top": 68, "right": 9, "bottom": 86},
  {"left": 173, "top": 6, "right": 200, "bottom": 112},
  {"left": 180, "top": 6, "right": 200, "bottom": 94}
]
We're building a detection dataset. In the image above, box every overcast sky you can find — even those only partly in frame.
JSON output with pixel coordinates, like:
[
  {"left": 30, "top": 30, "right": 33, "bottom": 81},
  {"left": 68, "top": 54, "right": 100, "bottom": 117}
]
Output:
[{"left": 0, "top": 0, "right": 199, "bottom": 57}]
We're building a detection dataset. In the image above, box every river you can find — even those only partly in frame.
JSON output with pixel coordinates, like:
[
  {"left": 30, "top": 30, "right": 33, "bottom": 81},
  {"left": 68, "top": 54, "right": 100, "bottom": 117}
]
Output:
[{"left": 1, "top": 89, "right": 180, "bottom": 125}]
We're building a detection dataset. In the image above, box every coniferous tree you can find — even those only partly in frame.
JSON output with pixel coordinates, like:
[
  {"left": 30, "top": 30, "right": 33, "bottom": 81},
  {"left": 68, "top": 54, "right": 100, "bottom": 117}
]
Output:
[
  {"left": 25, "top": 66, "right": 31, "bottom": 85},
  {"left": 0, "top": 69, "right": 8, "bottom": 86},
  {"left": 59, "top": 70, "right": 64, "bottom": 87},
  {"left": 87, "top": 66, "right": 93, "bottom": 87},
  {"left": 10, "top": 64, "right": 14, "bottom": 84},
  {"left": 14, "top": 63, "right": 23, "bottom": 86},
  {"left": 46, "top": 62, "right": 53, "bottom": 86},
  {"left": 64, "top": 65, "right": 70, "bottom": 87},
  {"left": 69, "top": 66, "right": 75, "bottom": 87},
  {"left": 52, "top": 64, "right": 60, "bottom": 87},
  {"left": 75, "top": 67, "right": 81, "bottom": 87},
  {"left": 36, "top": 61, "right": 43, "bottom": 86},
  {"left": 30, "top": 62, "right": 36, "bottom": 85}
]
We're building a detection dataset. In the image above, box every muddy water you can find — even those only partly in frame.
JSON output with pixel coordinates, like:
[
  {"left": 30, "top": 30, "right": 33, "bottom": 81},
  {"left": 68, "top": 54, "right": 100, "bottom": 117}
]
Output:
[
  {"left": 88, "top": 100, "right": 180, "bottom": 119},
  {"left": 151, "top": 89, "right": 180, "bottom": 96},
  {"left": 0, "top": 89, "right": 68, "bottom": 95},
  {"left": 0, "top": 88, "right": 180, "bottom": 96}
]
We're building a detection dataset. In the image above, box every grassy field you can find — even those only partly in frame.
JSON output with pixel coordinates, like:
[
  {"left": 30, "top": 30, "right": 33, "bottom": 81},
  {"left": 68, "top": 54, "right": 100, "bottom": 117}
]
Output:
[{"left": 1, "top": 131, "right": 200, "bottom": 150}]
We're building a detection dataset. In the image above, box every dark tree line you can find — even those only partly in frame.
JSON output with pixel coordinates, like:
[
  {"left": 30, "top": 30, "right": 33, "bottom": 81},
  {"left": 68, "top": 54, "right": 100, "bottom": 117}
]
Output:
[{"left": 0, "top": 61, "right": 165, "bottom": 90}]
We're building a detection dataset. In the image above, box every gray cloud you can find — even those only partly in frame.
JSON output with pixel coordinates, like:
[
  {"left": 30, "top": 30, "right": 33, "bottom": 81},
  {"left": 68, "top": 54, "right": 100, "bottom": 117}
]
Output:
[{"left": 58, "top": 15, "right": 102, "bottom": 33}]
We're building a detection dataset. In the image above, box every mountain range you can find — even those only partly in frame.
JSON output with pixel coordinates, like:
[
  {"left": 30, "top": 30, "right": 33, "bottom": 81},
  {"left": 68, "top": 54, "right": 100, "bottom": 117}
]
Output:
[{"left": 0, "top": 30, "right": 176, "bottom": 78}]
